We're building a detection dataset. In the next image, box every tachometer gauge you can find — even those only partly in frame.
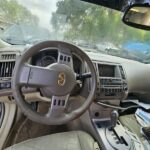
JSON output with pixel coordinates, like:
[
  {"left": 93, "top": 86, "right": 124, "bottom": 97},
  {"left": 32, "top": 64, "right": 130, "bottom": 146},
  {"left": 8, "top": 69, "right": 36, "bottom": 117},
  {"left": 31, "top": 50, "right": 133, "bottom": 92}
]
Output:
[{"left": 40, "top": 56, "right": 56, "bottom": 67}]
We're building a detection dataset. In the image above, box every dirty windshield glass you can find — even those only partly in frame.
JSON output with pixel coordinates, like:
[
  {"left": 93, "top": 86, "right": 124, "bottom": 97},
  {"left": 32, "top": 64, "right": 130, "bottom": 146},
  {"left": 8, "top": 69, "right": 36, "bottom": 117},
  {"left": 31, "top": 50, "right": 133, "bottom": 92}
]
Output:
[{"left": 0, "top": 0, "right": 150, "bottom": 63}]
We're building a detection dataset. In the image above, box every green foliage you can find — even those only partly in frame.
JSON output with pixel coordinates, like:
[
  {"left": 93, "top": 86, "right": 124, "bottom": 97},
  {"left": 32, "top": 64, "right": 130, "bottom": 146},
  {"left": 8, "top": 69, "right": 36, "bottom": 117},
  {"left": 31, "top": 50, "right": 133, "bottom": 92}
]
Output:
[
  {"left": 51, "top": 0, "right": 150, "bottom": 44},
  {"left": 0, "top": 0, "right": 39, "bottom": 25}
]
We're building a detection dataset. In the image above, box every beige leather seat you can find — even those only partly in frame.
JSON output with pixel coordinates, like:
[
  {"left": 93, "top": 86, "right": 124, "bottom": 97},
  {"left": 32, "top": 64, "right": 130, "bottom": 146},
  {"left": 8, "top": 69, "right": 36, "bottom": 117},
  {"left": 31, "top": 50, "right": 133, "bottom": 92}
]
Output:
[{"left": 5, "top": 131, "right": 99, "bottom": 150}]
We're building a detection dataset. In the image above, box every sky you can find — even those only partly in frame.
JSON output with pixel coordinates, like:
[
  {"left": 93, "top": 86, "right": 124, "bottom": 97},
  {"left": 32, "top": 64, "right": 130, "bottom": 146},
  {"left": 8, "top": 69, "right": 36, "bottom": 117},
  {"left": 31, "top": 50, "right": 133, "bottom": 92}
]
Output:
[{"left": 17, "top": 0, "right": 58, "bottom": 29}]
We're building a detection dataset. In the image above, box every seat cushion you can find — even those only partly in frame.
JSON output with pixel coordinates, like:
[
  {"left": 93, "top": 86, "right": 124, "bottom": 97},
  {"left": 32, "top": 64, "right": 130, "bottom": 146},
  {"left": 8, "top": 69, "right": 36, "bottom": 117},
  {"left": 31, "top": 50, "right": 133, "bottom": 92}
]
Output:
[{"left": 5, "top": 131, "right": 99, "bottom": 150}]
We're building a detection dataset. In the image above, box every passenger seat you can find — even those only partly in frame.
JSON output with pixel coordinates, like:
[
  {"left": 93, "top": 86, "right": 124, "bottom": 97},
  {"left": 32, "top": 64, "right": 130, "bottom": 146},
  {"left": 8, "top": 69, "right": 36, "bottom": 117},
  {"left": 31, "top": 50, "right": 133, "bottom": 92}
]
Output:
[{"left": 119, "top": 114, "right": 149, "bottom": 150}]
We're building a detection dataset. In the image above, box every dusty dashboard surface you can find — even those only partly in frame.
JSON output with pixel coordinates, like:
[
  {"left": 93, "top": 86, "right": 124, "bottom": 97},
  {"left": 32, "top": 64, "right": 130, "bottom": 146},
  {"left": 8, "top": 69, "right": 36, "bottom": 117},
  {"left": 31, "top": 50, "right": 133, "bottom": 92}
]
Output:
[{"left": 0, "top": 46, "right": 150, "bottom": 101}]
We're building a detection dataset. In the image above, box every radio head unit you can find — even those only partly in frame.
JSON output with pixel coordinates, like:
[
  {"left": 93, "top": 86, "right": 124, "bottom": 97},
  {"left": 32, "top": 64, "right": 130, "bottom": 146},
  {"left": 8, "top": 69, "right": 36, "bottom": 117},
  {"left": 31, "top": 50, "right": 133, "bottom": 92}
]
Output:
[{"left": 94, "top": 62, "right": 128, "bottom": 100}]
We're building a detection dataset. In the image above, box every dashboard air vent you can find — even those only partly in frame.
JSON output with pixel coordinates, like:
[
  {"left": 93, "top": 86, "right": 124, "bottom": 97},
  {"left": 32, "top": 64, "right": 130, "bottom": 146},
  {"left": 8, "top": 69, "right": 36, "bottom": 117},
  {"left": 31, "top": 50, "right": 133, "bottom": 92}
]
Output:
[
  {"left": 119, "top": 66, "right": 126, "bottom": 79},
  {"left": 1, "top": 54, "right": 16, "bottom": 60},
  {"left": 0, "top": 61, "right": 15, "bottom": 78}
]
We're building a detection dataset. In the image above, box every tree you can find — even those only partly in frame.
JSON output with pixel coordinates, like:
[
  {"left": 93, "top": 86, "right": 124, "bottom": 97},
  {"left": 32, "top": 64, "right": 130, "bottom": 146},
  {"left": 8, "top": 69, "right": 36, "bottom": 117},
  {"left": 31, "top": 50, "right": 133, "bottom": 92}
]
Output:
[
  {"left": 51, "top": 0, "right": 150, "bottom": 45},
  {"left": 0, "top": 0, "right": 39, "bottom": 25}
]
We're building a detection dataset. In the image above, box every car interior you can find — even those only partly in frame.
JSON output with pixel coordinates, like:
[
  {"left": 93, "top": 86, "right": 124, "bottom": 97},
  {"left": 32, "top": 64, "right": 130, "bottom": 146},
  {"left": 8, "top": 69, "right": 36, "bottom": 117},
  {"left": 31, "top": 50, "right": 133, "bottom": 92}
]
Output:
[{"left": 0, "top": 0, "right": 150, "bottom": 150}]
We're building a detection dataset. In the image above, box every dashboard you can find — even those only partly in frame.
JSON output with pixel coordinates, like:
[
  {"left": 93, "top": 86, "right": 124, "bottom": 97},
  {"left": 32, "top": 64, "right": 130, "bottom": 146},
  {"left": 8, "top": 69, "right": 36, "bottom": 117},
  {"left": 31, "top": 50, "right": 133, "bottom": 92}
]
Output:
[
  {"left": 31, "top": 48, "right": 128, "bottom": 101},
  {"left": 0, "top": 46, "right": 150, "bottom": 103}
]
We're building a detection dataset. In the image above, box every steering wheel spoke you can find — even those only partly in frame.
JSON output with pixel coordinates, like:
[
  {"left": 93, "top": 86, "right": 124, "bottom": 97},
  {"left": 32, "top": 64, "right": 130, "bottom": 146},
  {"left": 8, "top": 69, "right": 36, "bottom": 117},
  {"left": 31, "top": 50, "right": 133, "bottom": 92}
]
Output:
[
  {"left": 18, "top": 63, "right": 58, "bottom": 87},
  {"left": 47, "top": 94, "right": 69, "bottom": 118},
  {"left": 57, "top": 48, "right": 73, "bottom": 69}
]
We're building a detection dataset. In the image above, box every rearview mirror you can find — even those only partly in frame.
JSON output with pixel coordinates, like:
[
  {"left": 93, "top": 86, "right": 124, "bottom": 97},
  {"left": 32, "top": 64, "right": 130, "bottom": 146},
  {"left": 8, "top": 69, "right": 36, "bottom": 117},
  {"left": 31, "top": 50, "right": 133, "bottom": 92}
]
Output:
[{"left": 123, "top": 4, "right": 150, "bottom": 30}]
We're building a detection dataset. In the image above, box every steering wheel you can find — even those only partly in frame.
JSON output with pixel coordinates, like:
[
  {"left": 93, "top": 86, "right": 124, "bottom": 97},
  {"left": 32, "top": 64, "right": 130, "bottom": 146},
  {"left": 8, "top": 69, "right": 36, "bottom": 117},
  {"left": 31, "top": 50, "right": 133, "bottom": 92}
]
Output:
[{"left": 12, "top": 41, "right": 97, "bottom": 125}]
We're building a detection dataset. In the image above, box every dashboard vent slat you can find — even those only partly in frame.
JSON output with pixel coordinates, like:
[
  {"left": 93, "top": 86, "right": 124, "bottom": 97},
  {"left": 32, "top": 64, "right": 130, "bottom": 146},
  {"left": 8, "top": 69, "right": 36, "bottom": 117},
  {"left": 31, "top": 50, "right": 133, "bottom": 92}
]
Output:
[
  {"left": 1, "top": 54, "right": 16, "bottom": 60},
  {"left": 1, "top": 62, "right": 4, "bottom": 77},
  {"left": 0, "top": 61, "right": 15, "bottom": 78},
  {"left": 3, "top": 62, "right": 6, "bottom": 77},
  {"left": 9, "top": 62, "right": 11, "bottom": 77}
]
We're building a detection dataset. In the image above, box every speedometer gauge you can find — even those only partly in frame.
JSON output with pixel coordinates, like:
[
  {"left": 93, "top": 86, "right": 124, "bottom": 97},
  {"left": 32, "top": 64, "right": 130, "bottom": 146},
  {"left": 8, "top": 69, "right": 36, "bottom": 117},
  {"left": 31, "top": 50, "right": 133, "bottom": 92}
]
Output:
[{"left": 40, "top": 56, "right": 56, "bottom": 67}]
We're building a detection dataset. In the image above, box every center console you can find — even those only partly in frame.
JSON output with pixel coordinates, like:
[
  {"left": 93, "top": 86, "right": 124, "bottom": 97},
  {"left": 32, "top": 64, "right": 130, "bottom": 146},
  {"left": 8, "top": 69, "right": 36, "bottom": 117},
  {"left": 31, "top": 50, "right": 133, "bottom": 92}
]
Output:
[
  {"left": 93, "top": 62, "right": 128, "bottom": 101},
  {"left": 89, "top": 61, "right": 134, "bottom": 150},
  {"left": 90, "top": 61, "right": 128, "bottom": 120},
  {"left": 92, "top": 119, "right": 137, "bottom": 150}
]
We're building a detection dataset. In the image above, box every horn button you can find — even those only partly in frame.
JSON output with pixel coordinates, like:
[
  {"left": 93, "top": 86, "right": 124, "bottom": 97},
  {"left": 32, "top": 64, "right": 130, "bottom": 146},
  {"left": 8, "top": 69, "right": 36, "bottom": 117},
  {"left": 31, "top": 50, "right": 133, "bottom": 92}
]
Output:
[{"left": 42, "top": 63, "right": 76, "bottom": 96}]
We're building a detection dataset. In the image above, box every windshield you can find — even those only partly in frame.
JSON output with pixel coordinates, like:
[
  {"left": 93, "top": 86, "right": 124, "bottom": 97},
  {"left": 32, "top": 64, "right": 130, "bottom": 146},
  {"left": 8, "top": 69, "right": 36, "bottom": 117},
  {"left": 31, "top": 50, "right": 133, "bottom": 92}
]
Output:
[{"left": 0, "top": 0, "right": 150, "bottom": 63}]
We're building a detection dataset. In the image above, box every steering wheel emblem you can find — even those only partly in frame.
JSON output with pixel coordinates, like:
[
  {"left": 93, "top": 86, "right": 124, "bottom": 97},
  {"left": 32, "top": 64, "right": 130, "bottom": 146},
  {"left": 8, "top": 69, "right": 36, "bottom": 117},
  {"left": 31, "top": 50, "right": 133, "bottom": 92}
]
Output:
[{"left": 58, "top": 72, "right": 66, "bottom": 86}]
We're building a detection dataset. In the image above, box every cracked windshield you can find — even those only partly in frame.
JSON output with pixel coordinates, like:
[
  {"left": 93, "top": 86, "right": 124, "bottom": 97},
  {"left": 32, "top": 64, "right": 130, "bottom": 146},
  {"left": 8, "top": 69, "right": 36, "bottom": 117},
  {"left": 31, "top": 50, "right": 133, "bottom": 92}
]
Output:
[{"left": 0, "top": 0, "right": 150, "bottom": 63}]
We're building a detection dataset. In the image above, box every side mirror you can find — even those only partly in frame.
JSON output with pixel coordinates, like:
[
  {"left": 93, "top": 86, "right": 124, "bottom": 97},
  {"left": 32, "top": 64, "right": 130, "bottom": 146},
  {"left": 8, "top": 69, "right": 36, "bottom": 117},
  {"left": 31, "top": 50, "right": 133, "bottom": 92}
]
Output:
[{"left": 122, "top": 4, "right": 150, "bottom": 30}]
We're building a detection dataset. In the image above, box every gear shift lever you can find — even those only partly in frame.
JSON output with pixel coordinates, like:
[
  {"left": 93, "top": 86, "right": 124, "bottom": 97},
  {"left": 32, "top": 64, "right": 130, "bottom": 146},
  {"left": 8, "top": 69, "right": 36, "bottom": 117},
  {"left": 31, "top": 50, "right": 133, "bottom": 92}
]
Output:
[{"left": 110, "top": 110, "right": 119, "bottom": 128}]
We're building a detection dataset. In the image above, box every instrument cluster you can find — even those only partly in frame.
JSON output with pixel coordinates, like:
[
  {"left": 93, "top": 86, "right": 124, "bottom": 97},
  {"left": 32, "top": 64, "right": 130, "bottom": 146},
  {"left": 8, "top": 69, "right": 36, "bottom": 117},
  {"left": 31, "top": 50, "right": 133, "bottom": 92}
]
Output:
[{"left": 31, "top": 49, "right": 82, "bottom": 74}]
